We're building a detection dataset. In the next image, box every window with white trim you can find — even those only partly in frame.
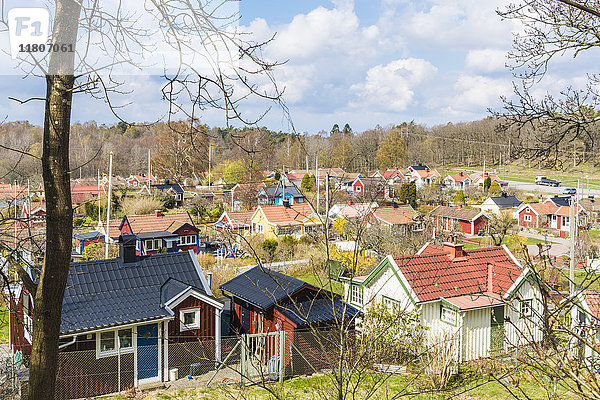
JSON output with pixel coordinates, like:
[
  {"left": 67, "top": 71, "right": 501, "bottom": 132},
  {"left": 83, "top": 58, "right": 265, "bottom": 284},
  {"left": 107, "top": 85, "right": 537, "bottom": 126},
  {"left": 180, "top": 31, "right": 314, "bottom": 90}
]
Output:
[
  {"left": 96, "top": 328, "right": 133, "bottom": 358},
  {"left": 520, "top": 299, "right": 533, "bottom": 317},
  {"left": 144, "top": 238, "right": 162, "bottom": 251},
  {"left": 180, "top": 308, "right": 201, "bottom": 330},
  {"left": 350, "top": 285, "right": 363, "bottom": 306},
  {"left": 441, "top": 306, "right": 457, "bottom": 325},
  {"left": 178, "top": 235, "right": 197, "bottom": 246},
  {"left": 382, "top": 296, "right": 399, "bottom": 311},
  {"left": 277, "top": 226, "right": 294, "bottom": 236},
  {"left": 524, "top": 215, "right": 532, "bottom": 222}
]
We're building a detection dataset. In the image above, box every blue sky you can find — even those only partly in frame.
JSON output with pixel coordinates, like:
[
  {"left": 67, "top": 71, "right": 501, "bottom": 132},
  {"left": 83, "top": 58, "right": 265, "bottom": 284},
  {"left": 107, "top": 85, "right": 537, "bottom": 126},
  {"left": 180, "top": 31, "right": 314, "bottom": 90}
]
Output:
[{"left": 0, "top": 0, "right": 591, "bottom": 133}]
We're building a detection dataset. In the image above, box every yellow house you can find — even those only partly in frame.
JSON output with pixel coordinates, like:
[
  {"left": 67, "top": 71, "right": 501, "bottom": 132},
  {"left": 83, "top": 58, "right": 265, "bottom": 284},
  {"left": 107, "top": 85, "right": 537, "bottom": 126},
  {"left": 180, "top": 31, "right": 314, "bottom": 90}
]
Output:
[{"left": 250, "top": 203, "right": 321, "bottom": 239}]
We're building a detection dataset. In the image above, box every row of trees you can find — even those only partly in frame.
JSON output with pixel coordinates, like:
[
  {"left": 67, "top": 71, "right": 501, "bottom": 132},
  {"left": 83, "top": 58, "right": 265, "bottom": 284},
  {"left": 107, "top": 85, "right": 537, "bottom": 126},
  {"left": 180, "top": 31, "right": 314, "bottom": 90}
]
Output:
[{"left": 0, "top": 117, "right": 519, "bottom": 185}]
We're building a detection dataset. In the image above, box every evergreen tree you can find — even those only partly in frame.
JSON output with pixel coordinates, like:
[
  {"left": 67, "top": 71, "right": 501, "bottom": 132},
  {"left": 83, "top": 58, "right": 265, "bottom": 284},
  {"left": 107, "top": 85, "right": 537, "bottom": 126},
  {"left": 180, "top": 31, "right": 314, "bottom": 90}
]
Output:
[
  {"left": 454, "top": 190, "right": 466, "bottom": 205},
  {"left": 484, "top": 176, "right": 491, "bottom": 193}
]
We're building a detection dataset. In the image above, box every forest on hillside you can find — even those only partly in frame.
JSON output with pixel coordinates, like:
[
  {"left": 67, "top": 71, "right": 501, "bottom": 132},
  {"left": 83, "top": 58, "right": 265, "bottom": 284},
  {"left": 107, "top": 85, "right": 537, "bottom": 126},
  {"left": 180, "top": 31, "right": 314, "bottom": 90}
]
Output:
[{"left": 0, "top": 117, "right": 592, "bottom": 185}]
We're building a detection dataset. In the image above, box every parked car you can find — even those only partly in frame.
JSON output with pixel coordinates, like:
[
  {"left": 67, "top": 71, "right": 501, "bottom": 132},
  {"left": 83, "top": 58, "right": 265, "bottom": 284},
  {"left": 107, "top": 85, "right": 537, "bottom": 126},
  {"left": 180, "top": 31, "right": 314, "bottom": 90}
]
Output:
[
  {"left": 535, "top": 176, "right": 561, "bottom": 187},
  {"left": 563, "top": 187, "right": 577, "bottom": 195}
]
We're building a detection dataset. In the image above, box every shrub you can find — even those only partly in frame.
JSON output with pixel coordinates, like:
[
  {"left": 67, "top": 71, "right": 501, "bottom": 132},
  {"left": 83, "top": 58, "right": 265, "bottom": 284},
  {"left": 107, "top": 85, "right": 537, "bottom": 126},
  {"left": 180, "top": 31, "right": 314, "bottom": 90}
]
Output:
[{"left": 120, "top": 196, "right": 163, "bottom": 216}]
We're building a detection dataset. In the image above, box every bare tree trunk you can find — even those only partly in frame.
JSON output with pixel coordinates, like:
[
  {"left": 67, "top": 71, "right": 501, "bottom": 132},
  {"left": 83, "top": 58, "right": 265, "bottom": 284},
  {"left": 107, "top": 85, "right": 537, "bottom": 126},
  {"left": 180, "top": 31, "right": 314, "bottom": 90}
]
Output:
[{"left": 28, "top": 1, "right": 80, "bottom": 398}]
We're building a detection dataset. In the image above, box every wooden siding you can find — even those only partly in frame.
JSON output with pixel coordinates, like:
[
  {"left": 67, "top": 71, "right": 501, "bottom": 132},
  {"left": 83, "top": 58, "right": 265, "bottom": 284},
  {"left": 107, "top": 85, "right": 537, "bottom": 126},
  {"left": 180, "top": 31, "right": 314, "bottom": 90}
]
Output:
[
  {"left": 505, "top": 279, "right": 544, "bottom": 347},
  {"left": 461, "top": 308, "right": 491, "bottom": 361},
  {"left": 169, "top": 295, "right": 217, "bottom": 340}
]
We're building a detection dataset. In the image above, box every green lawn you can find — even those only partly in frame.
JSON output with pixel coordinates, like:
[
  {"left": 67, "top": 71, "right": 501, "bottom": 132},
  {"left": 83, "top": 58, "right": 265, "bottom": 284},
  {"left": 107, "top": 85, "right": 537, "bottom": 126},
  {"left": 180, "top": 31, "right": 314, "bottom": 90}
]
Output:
[
  {"left": 100, "top": 370, "right": 581, "bottom": 400},
  {"left": 525, "top": 237, "right": 557, "bottom": 246},
  {"left": 446, "top": 164, "right": 600, "bottom": 190},
  {"left": 574, "top": 271, "right": 600, "bottom": 291},
  {"left": 293, "top": 272, "right": 344, "bottom": 295}
]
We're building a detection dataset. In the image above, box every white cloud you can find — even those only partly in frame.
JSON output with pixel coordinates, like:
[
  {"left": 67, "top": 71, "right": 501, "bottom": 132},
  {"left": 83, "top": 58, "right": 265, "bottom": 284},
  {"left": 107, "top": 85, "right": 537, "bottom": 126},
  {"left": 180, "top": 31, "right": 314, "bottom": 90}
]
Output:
[
  {"left": 465, "top": 49, "right": 508, "bottom": 74},
  {"left": 351, "top": 58, "right": 438, "bottom": 112},
  {"left": 440, "top": 74, "right": 512, "bottom": 117}
]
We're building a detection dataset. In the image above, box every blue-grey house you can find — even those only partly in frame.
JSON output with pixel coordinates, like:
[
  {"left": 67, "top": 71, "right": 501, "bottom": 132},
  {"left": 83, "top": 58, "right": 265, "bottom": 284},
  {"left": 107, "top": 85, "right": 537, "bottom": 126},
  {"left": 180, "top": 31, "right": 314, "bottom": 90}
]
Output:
[{"left": 257, "top": 185, "right": 305, "bottom": 205}]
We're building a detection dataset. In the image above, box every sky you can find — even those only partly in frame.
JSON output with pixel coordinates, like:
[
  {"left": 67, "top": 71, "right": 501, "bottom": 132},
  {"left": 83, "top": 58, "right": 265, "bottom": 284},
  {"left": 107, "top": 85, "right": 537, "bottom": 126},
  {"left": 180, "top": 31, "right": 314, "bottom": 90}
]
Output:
[{"left": 0, "top": 0, "right": 593, "bottom": 134}]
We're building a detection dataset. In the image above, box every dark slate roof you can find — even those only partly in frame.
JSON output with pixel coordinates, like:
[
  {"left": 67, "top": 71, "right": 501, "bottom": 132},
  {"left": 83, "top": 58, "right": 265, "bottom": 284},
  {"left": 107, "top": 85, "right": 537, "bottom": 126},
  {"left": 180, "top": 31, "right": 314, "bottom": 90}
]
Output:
[
  {"left": 54, "top": 251, "right": 210, "bottom": 334},
  {"left": 74, "top": 231, "right": 104, "bottom": 241},
  {"left": 264, "top": 185, "right": 304, "bottom": 199},
  {"left": 136, "top": 231, "right": 178, "bottom": 239},
  {"left": 276, "top": 298, "right": 360, "bottom": 327},
  {"left": 220, "top": 266, "right": 308, "bottom": 310},
  {"left": 489, "top": 195, "right": 523, "bottom": 208},
  {"left": 410, "top": 164, "right": 428, "bottom": 171},
  {"left": 548, "top": 196, "right": 571, "bottom": 207},
  {"left": 152, "top": 183, "right": 184, "bottom": 193}
]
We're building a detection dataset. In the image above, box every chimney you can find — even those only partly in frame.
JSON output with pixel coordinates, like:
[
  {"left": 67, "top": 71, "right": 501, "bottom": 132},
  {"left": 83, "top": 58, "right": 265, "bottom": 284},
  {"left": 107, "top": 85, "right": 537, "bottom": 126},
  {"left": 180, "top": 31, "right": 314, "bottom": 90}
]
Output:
[
  {"left": 459, "top": 171, "right": 463, "bottom": 177},
  {"left": 119, "top": 234, "right": 138, "bottom": 263},
  {"left": 443, "top": 241, "right": 464, "bottom": 260},
  {"left": 154, "top": 209, "right": 162, "bottom": 218},
  {"left": 283, "top": 199, "right": 291, "bottom": 208},
  {"left": 502, "top": 192, "right": 507, "bottom": 198},
  {"left": 392, "top": 200, "right": 398, "bottom": 209},
  {"left": 487, "top": 264, "right": 493, "bottom": 294},
  {"left": 426, "top": 168, "right": 430, "bottom": 173}
]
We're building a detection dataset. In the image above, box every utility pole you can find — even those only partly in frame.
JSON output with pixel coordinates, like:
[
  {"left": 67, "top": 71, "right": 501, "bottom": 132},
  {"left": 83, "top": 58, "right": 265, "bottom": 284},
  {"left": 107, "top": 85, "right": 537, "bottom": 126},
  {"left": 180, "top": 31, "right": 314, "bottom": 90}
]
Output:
[
  {"left": 105, "top": 152, "right": 114, "bottom": 259},
  {"left": 569, "top": 181, "right": 578, "bottom": 294},
  {"left": 148, "top": 149, "right": 152, "bottom": 194},
  {"left": 315, "top": 156, "right": 319, "bottom": 215},
  {"left": 208, "top": 144, "right": 212, "bottom": 190}
]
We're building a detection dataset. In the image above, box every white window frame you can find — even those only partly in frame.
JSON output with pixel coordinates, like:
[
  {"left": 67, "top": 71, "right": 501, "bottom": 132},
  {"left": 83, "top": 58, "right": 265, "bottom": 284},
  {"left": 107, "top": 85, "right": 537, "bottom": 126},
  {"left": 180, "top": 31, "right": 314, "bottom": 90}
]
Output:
[
  {"left": 350, "top": 284, "right": 363, "bottom": 306},
  {"left": 520, "top": 299, "right": 533, "bottom": 318},
  {"left": 144, "top": 238, "right": 163, "bottom": 251},
  {"left": 563, "top": 216, "right": 570, "bottom": 226},
  {"left": 524, "top": 214, "right": 532, "bottom": 222},
  {"left": 178, "top": 235, "right": 197, "bottom": 246},
  {"left": 180, "top": 308, "right": 201, "bottom": 331},
  {"left": 23, "top": 293, "right": 32, "bottom": 343},
  {"left": 381, "top": 296, "right": 399, "bottom": 311},
  {"left": 96, "top": 327, "right": 134, "bottom": 358},
  {"left": 441, "top": 306, "right": 457, "bottom": 325}
]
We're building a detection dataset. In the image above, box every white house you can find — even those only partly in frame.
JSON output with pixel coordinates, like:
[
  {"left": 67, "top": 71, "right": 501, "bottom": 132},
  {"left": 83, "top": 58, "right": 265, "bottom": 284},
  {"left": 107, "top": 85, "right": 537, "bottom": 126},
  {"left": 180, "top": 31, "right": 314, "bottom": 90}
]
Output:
[
  {"left": 477, "top": 194, "right": 523, "bottom": 217},
  {"left": 444, "top": 172, "right": 472, "bottom": 190},
  {"left": 341, "top": 241, "right": 543, "bottom": 362},
  {"left": 406, "top": 165, "right": 442, "bottom": 188},
  {"left": 567, "top": 290, "right": 600, "bottom": 365}
]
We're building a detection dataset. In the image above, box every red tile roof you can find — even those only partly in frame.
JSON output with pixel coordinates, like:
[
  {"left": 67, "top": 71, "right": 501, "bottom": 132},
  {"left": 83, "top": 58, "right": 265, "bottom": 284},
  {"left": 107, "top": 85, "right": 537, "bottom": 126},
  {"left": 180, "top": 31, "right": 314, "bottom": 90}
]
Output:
[
  {"left": 373, "top": 205, "right": 418, "bottom": 225},
  {"left": 394, "top": 244, "right": 522, "bottom": 302},
  {"left": 258, "top": 203, "right": 316, "bottom": 226},
  {"left": 448, "top": 173, "right": 472, "bottom": 182},
  {"left": 123, "top": 212, "right": 195, "bottom": 234},
  {"left": 583, "top": 291, "right": 600, "bottom": 322},
  {"left": 71, "top": 185, "right": 104, "bottom": 195},
  {"left": 430, "top": 206, "right": 482, "bottom": 221}
]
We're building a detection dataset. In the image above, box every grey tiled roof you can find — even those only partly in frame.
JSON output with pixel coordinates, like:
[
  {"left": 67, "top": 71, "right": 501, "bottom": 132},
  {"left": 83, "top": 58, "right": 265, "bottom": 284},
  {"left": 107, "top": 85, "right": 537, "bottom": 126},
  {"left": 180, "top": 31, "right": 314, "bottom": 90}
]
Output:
[
  {"left": 57, "top": 251, "right": 210, "bottom": 334},
  {"left": 220, "top": 266, "right": 308, "bottom": 310},
  {"left": 276, "top": 298, "right": 360, "bottom": 326}
]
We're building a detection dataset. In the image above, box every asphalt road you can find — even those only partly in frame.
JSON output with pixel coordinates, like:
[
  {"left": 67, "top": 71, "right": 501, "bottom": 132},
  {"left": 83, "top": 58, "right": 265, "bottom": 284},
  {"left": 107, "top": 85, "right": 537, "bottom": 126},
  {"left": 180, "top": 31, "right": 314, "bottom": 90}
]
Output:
[{"left": 505, "top": 180, "right": 600, "bottom": 197}]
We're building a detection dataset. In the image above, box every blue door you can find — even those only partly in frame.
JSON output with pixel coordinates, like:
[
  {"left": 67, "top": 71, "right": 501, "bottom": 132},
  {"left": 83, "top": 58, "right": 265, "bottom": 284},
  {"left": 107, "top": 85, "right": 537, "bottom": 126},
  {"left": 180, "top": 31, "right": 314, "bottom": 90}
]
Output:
[{"left": 137, "top": 324, "right": 159, "bottom": 381}]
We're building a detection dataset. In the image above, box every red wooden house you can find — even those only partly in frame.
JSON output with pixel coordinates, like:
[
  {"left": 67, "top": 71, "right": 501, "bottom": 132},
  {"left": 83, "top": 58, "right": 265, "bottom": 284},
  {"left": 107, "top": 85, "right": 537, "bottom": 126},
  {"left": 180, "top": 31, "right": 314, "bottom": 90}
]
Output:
[
  {"left": 118, "top": 210, "right": 200, "bottom": 255},
  {"left": 220, "top": 266, "right": 359, "bottom": 373},
  {"left": 430, "top": 205, "right": 488, "bottom": 235}
]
